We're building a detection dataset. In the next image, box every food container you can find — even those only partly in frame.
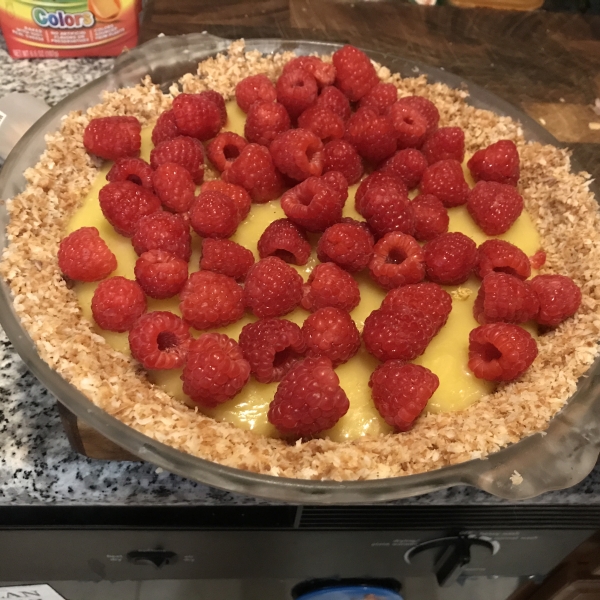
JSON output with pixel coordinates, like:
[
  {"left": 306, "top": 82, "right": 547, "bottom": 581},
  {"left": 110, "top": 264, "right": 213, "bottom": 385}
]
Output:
[{"left": 1, "top": 33, "right": 599, "bottom": 504}]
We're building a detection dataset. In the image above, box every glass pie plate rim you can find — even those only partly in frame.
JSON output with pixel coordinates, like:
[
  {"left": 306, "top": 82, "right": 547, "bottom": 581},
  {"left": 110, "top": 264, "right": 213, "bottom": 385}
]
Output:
[{"left": 1, "top": 33, "right": 599, "bottom": 504}]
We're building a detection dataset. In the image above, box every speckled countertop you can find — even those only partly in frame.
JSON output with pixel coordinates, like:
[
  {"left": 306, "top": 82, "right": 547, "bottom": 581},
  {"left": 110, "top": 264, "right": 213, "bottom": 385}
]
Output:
[{"left": 1, "top": 32, "right": 600, "bottom": 507}]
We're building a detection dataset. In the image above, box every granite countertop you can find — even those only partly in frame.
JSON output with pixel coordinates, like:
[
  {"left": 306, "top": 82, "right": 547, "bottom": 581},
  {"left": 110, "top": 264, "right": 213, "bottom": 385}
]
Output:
[{"left": 1, "top": 32, "right": 600, "bottom": 507}]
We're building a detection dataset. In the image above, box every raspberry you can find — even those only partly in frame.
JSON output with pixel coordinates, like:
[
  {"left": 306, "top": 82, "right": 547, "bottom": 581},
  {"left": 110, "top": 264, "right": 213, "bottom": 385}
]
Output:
[
  {"left": 182, "top": 334, "right": 250, "bottom": 407},
  {"left": 395, "top": 96, "right": 440, "bottom": 135},
  {"left": 468, "top": 323, "right": 538, "bottom": 382},
  {"left": 530, "top": 250, "right": 547, "bottom": 271},
  {"left": 321, "top": 171, "right": 349, "bottom": 201},
  {"left": 58, "top": 227, "right": 117, "bottom": 282},
  {"left": 244, "top": 101, "right": 291, "bottom": 147},
  {"left": 244, "top": 257, "right": 304, "bottom": 318},
  {"left": 381, "top": 149, "right": 428, "bottom": 190},
  {"left": 222, "top": 143, "right": 285, "bottom": 203},
  {"left": 257, "top": 218, "right": 312, "bottom": 265},
  {"left": 200, "top": 238, "right": 255, "bottom": 281},
  {"left": 199, "top": 90, "right": 227, "bottom": 125},
  {"left": 172, "top": 93, "right": 224, "bottom": 141},
  {"left": 128, "top": 311, "right": 191, "bottom": 370},
  {"left": 420, "top": 159, "right": 469, "bottom": 208},
  {"left": 132, "top": 212, "right": 191, "bottom": 261},
  {"left": 189, "top": 190, "right": 240, "bottom": 239},
  {"left": 270, "top": 129, "right": 324, "bottom": 182},
  {"left": 364, "top": 190, "right": 415, "bottom": 238},
  {"left": 239, "top": 318, "right": 306, "bottom": 383},
  {"left": 297, "top": 106, "right": 344, "bottom": 143},
  {"left": 201, "top": 180, "right": 252, "bottom": 221},
  {"left": 368, "top": 232, "right": 425, "bottom": 290},
  {"left": 151, "top": 109, "right": 180, "bottom": 146},
  {"left": 363, "top": 305, "right": 436, "bottom": 362},
  {"left": 411, "top": 194, "right": 449, "bottom": 241},
  {"left": 468, "top": 139, "right": 520, "bottom": 186},
  {"left": 235, "top": 74, "right": 277, "bottom": 113},
  {"left": 206, "top": 132, "right": 248, "bottom": 172},
  {"left": 370, "top": 362, "right": 439, "bottom": 431},
  {"left": 134, "top": 250, "right": 188, "bottom": 299},
  {"left": 332, "top": 45, "right": 379, "bottom": 102},
  {"left": 530, "top": 274, "right": 582, "bottom": 327},
  {"left": 83, "top": 116, "right": 141, "bottom": 161},
  {"left": 91, "top": 276, "right": 146, "bottom": 332},
  {"left": 355, "top": 171, "right": 407, "bottom": 218},
  {"left": 387, "top": 102, "right": 428, "bottom": 149},
  {"left": 267, "top": 357, "right": 349, "bottom": 437},
  {"left": 421, "top": 127, "right": 465, "bottom": 165},
  {"left": 424, "top": 232, "right": 478, "bottom": 285},
  {"left": 179, "top": 271, "right": 244, "bottom": 330},
  {"left": 151, "top": 162, "right": 195, "bottom": 213},
  {"left": 107, "top": 157, "right": 153, "bottom": 189},
  {"left": 345, "top": 108, "right": 398, "bottom": 164},
  {"left": 280, "top": 176, "right": 344, "bottom": 232},
  {"left": 381, "top": 282, "right": 452, "bottom": 334},
  {"left": 359, "top": 82, "right": 398, "bottom": 115},
  {"left": 317, "top": 222, "right": 374, "bottom": 272},
  {"left": 150, "top": 136, "right": 205, "bottom": 184},
  {"left": 322, "top": 139, "right": 364, "bottom": 185},
  {"left": 467, "top": 181, "right": 524, "bottom": 236},
  {"left": 313, "top": 85, "right": 352, "bottom": 121},
  {"left": 276, "top": 68, "right": 319, "bottom": 121},
  {"left": 282, "top": 56, "right": 336, "bottom": 88},
  {"left": 301, "top": 262, "right": 360, "bottom": 313},
  {"left": 98, "top": 181, "right": 161, "bottom": 237},
  {"left": 476, "top": 239, "right": 531, "bottom": 280},
  {"left": 302, "top": 307, "right": 360, "bottom": 366}
]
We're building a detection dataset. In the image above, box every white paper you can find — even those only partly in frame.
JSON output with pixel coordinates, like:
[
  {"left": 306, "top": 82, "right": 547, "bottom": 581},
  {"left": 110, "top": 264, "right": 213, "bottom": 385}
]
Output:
[{"left": 0, "top": 584, "right": 66, "bottom": 600}]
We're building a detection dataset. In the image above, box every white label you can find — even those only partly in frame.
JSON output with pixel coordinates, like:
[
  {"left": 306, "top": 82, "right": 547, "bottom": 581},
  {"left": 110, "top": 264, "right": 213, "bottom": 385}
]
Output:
[
  {"left": 0, "top": 584, "right": 66, "bottom": 599},
  {"left": 0, "top": 110, "right": 6, "bottom": 128}
]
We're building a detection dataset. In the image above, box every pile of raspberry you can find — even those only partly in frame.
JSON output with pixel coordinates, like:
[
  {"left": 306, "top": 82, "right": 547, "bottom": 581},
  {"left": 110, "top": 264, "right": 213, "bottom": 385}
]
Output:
[{"left": 59, "top": 45, "right": 582, "bottom": 440}]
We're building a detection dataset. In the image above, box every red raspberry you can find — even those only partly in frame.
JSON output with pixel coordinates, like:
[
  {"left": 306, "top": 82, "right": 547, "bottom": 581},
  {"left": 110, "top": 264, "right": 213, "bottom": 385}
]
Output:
[
  {"left": 301, "top": 262, "right": 360, "bottom": 313},
  {"left": 199, "top": 90, "right": 227, "bottom": 125},
  {"left": 235, "top": 74, "right": 277, "bottom": 113},
  {"left": 381, "top": 149, "right": 428, "bottom": 190},
  {"left": 359, "top": 82, "right": 398, "bottom": 115},
  {"left": 276, "top": 68, "right": 318, "bottom": 121},
  {"left": 206, "top": 132, "right": 248, "bottom": 172},
  {"left": 151, "top": 109, "right": 180, "bottom": 146},
  {"left": 381, "top": 282, "right": 452, "bottom": 334},
  {"left": 150, "top": 136, "right": 205, "bottom": 184},
  {"left": 257, "top": 218, "right": 312, "bottom": 265},
  {"left": 419, "top": 159, "right": 469, "bottom": 208},
  {"left": 411, "top": 194, "right": 449, "bottom": 241},
  {"left": 363, "top": 305, "right": 436, "bottom": 362},
  {"left": 151, "top": 162, "right": 196, "bottom": 213},
  {"left": 128, "top": 311, "right": 191, "bottom": 370},
  {"left": 424, "top": 232, "right": 477, "bottom": 285},
  {"left": 345, "top": 108, "right": 398, "bottom": 164},
  {"left": 297, "top": 106, "right": 344, "bottom": 143},
  {"left": 355, "top": 171, "right": 407, "bottom": 218},
  {"left": 98, "top": 181, "right": 161, "bottom": 237},
  {"left": 58, "top": 227, "right": 117, "bottom": 282},
  {"left": 332, "top": 45, "right": 379, "bottom": 102},
  {"left": 91, "top": 276, "right": 146, "bottom": 332},
  {"left": 322, "top": 139, "right": 364, "bottom": 185},
  {"left": 317, "top": 222, "right": 374, "bottom": 272},
  {"left": 530, "top": 274, "right": 582, "bottom": 327},
  {"left": 83, "top": 116, "right": 141, "bottom": 161},
  {"left": 244, "top": 257, "right": 304, "bottom": 318},
  {"left": 468, "top": 323, "right": 538, "bottom": 382},
  {"left": 313, "top": 85, "right": 352, "bottom": 121},
  {"left": 467, "top": 181, "right": 524, "bottom": 236},
  {"left": 368, "top": 232, "right": 425, "bottom": 290},
  {"left": 280, "top": 176, "right": 344, "bottom": 232},
  {"left": 107, "top": 157, "right": 153, "bottom": 189},
  {"left": 421, "top": 127, "right": 465, "bottom": 165},
  {"left": 468, "top": 139, "right": 520, "bottom": 186},
  {"left": 201, "top": 180, "right": 252, "bottom": 221},
  {"left": 189, "top": 190, "right": 240, "bottom": 239},
  {"left": 302, "top": 307, "right": 360, "bottom": 366},
  {"left": 179, "top": 271, "right": 244, "bottom": 330},
  {"left": 370, "top": 362, "right": 439, "bottom": 431},
  {"left": 267, "top": 357, "right": 349, "bottom": 437},
  {"left": 172, "top": 93, "right": 223, "bottom": 141},
  {"left": 529, "top": 250, "right": 547, "bottom": 271},
  {"left": 222, "top": 143, "right": 285, "bottom": 203},
  {"left": 282, "top": 56, "right": 336, "bottom": 88},
  {"left": 238, "top": 318, "right": 306, "bottom": 383},
  {"left": 476, "top": 239, "right": 531, "bottom": 280},
  {"left": 200, "top": 238, "right": 254, "bottom": 281},
  {"left": 244, "top": 101, "right": 291, "bottom": 147},
  {"left": 134, "top": 250, "right": 188, "bottom": 299},
  {"left": 321, "top": 171, "right": 349, "bottom": 201},
  {"left": 182, "top": 334, "right": 250, "bottom": 407},
  {"left": 132, "top": 212, "right": 191, "bottom": 261},
  {"left": 270, "top": 129, "right": 324, "bottom": 182},
  {"left": 395, "top": 96, "right": 440, "bottom": 135},
  {"left": 365, "top": 190, "right": 415, "bottom": 238},
  {"left": 388, "top": 102, "right": 428, "bottom": 149}
]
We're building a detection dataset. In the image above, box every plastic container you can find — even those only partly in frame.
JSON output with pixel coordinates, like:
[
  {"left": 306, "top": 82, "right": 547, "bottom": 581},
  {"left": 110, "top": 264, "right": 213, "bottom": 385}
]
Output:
[
  {"left": 296, "top": 586, "right": 402, "bottom": 600},
  {"left": 0, "top": 93, "right": 49, "bottom": 160}
]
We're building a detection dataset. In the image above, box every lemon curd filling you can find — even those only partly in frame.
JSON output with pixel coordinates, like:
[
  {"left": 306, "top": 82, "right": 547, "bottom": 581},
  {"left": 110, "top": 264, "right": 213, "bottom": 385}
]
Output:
[{"left": 68, "top": 101, "right": 541, "bottom": 441}]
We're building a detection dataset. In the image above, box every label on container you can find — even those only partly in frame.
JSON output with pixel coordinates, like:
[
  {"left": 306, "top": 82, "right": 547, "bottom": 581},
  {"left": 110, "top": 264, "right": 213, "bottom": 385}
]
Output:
[{"left": 0, "top": 584, "right": 66, "bottom": 599}]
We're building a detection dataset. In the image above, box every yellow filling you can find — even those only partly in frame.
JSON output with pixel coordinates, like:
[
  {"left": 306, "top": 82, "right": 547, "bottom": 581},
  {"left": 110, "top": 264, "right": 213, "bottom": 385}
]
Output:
[{"left": 68, "top": 101, "right": 541, "bottom": 441}]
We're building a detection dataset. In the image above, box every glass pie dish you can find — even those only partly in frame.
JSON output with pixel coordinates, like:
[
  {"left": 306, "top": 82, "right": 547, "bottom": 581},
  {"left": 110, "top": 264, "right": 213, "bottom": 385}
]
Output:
[{"left": 1, "top": 33, "right": 599, "bottom": 504}]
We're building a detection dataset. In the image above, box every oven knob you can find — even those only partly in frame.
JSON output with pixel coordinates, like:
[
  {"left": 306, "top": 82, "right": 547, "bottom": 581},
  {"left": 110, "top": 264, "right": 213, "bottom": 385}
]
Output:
[{"left": 127, "top": 550, "right": 178, "bottom": 568}]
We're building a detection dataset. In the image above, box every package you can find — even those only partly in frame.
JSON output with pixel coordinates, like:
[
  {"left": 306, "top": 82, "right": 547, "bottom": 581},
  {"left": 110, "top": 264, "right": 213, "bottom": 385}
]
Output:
[{"left": 0, "top": 0, "right": 144, "bottom": 59}]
